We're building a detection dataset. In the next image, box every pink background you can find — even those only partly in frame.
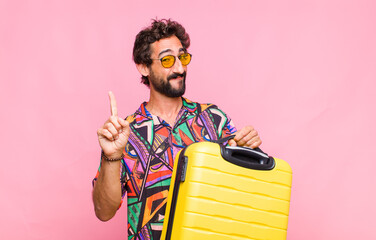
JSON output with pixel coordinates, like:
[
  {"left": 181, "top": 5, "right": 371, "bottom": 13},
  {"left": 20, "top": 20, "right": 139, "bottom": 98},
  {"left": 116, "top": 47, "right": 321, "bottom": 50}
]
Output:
[{"left": 1, "top": 0, "right": 375, "bottom": 239}]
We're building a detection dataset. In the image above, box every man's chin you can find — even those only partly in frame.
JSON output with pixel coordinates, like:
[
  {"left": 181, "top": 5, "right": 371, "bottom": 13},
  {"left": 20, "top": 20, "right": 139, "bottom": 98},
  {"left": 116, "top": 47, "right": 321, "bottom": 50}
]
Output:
[
  {"left": 169, "top": 79, "right": 183, "bottom": 89},
  {"left": 167, "top": 85, "right": 186, "bottom": 98},
  {"left": 168, "top": 88, "right": 185, "bottom": 98},
  {"left": 150, "top": 76, "right": 186, "bottom": 98},
  {"left": 169, "top": 78, "right": 185, "bottom": 91}
]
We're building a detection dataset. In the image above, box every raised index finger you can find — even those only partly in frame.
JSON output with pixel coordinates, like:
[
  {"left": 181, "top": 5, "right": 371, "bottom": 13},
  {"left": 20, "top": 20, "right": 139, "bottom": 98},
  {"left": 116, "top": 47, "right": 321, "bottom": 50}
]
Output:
[{"left": 108, "top": 91, "right": 118, "bottom": 117}]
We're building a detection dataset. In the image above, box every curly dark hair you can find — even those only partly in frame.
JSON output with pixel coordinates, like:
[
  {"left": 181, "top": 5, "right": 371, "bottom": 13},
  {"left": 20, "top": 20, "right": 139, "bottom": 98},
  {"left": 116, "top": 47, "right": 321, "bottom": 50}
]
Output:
[{"left": 133, "top": 19, "right": 191, "bottom": 86}]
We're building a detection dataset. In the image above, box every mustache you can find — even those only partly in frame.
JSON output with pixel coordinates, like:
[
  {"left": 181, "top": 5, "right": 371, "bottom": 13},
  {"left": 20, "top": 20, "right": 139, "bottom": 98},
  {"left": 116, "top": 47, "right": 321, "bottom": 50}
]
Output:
[{"left": 167, "top": 72, "right": 186, "bottom": 81}]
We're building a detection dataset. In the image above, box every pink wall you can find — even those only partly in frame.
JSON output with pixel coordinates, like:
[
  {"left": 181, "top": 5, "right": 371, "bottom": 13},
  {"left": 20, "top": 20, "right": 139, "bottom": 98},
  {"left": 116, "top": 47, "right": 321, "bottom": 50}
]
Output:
[{"left": 1, "top": 0, "right": 375, "bottom": 239}]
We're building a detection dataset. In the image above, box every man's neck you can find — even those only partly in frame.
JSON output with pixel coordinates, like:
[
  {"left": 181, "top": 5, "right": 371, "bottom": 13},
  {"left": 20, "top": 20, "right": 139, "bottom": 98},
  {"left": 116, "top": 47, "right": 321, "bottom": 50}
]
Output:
[{"left": 146, "top": 90, "right": 183, "bottom": 127}]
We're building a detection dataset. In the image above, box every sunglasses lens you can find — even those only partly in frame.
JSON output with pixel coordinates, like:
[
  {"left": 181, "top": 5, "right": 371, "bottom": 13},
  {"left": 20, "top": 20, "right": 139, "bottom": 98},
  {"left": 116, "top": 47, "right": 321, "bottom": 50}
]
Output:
[
  {"left": 179, "top": 53, "right": 191, "bottom": 66},
  {"left": 161, "top": 55, "right": 175, "bottom": 68}
]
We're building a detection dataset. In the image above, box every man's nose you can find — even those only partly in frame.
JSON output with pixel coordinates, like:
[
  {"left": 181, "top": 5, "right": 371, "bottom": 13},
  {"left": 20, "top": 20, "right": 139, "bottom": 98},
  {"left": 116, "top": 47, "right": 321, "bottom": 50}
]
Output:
[{"left": 172, "top": 57, "right": 185, "bottom": 74}]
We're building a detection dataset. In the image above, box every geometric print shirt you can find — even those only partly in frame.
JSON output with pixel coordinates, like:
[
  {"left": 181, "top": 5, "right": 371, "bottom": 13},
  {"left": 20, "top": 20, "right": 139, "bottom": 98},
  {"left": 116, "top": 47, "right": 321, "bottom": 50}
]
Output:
[{"left": 94, "top": 97, "right": 236, "bottom": 240}]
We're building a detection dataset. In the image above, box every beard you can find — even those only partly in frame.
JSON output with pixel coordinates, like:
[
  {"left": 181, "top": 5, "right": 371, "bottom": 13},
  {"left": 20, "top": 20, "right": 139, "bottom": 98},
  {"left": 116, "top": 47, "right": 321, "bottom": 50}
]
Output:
[{"left": 149, "top": 71, "right": 186, "bottom": 98}]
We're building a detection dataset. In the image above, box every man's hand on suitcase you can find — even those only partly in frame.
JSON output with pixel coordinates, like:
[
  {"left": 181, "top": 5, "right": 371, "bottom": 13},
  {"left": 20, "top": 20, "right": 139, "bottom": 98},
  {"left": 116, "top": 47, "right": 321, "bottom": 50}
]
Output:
[
  {"left": 97, "top": 91, "right": 130, "bottom": 159},
  {"left": 228, "top": 125, "right": 262, "bottom": 149}
]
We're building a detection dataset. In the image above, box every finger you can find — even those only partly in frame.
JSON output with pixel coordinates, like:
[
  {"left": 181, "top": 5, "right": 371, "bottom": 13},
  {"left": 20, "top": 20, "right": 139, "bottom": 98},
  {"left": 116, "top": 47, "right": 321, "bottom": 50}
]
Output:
[
  {"left": 116, "top": 118, "right": 128, "bottom": 134},
  {"left": 234, "top": 129, "right": 246, "bottom": 142},
  {"left": 238, "top": 130, "right": 258, "bottom": 146},
  {"left": 118, "top": 118, "right": 129, "bottom": 128},
  {"left": 234, "top": 126, "right": 258, "bottom": 146},
  {"left": 109, "top": 116, "right": 122, "bottom": 131},
  {"left": 105, "top": 122, "right": 119, "bottom": 140},
  {"left": 98, "top": 128, "right": 115, "bottom": 141},
  {"left": 108, "top": 91, "right": 118, "bottom": 117},
  {"left": 251, "top": 139, "right": 262, "bottom": 149},
  {"left": 237, "top": 126, "right": 253, "bottom": 139},
  {"left": 245, "top": 136, "right": 260, "bottom": 148},
  {"left": 228, "top": 139, "right": 237, "bottom": 147},
  {"left": 234, "top": 126, "right": 252, "bottom": 144}
]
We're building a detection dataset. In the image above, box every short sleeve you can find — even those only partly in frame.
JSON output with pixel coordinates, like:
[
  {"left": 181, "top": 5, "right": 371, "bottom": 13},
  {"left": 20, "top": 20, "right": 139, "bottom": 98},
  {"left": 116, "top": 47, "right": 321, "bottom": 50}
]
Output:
[{"left": 205, "top": 105, "right": 237, "bottom": 139}]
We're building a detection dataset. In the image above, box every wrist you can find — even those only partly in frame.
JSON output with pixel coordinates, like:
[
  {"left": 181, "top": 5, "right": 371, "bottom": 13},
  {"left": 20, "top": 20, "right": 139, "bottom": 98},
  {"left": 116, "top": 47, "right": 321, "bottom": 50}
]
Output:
[{"left": 101, "top": 150, "right": 124, "bottom": 162}]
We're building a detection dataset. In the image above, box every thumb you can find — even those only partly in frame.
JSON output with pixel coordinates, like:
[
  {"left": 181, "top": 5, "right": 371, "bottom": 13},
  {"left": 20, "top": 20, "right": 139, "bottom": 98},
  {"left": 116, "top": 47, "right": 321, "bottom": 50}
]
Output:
[
  {"left": 228, "top": 139, "right": 237, "bottom": 147},
  {"left": 118, "top": 118, "right": 129, "bottom": 129},
  {"left": 120, "top": 120, "right": 130, "bottom": 136}
]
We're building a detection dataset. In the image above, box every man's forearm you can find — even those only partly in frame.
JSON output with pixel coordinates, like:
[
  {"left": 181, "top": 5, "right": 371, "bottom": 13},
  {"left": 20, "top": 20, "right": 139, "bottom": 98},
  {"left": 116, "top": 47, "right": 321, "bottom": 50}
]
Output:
[{"left": 92, "top": 160, "right": 122, "bottom": 221}]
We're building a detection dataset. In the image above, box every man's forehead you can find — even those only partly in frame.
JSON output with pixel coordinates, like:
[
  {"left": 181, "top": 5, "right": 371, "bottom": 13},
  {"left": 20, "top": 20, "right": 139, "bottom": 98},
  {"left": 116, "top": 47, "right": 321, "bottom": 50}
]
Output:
[{"left": 150, "top": 36, "right": 184, "bottom": 56}]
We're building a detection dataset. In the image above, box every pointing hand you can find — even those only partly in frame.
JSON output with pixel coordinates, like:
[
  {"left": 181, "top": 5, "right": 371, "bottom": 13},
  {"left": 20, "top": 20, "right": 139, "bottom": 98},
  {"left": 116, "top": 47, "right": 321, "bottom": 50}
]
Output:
[{"left": 97, "top": 91, "right": 130, "bottom": 159}]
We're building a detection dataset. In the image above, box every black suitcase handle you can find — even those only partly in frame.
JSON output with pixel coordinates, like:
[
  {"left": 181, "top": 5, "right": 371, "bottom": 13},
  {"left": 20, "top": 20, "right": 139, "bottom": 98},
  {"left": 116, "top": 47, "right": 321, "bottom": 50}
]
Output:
[
  {"left": 213, "top": 134, "right": 275, "bottom": 170},
  {"left": 212, "top": 134, "right": 264, "bottom": 153},
  {"left": 220, "top": 144, "right": 275, "bottom": 170}
]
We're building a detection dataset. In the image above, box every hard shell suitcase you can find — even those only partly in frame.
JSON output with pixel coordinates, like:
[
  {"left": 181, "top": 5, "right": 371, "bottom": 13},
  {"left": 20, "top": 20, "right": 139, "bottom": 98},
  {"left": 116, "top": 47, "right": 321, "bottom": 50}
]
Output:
[{"left": 161, "top": 141, "right": 292, "bottom": 240}]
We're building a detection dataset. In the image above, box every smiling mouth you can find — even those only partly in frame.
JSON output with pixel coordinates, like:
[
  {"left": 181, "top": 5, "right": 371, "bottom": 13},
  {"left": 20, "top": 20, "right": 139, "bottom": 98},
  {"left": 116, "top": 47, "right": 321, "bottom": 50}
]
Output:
[
  {"left": 170, "top": 76, "right": 183, "bottom": 81},
  {"left": 168, "top": 72, "right": 186, "bottom": 81}
]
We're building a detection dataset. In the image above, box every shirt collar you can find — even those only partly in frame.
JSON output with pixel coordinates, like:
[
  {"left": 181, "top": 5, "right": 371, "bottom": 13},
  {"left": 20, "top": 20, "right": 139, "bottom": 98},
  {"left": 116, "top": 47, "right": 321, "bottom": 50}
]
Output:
[
  {"left": 181, "top": 97, "right": 198, "bottom": 114},
  {"left": 133, "top": 97, "right": 198, "bottom": 125}
]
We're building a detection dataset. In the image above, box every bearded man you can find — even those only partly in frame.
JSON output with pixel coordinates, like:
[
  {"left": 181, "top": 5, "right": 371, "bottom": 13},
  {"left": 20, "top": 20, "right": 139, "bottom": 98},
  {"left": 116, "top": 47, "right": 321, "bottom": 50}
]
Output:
[{"left": 92, "top": 19, "right": 262, "bottom": 240}]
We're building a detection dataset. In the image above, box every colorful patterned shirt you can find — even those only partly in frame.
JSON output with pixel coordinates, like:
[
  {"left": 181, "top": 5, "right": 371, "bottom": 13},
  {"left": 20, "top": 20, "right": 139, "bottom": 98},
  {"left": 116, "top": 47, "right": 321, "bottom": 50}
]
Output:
[{"left": 94, "top": 97, "right": 236, "bottom": 240}]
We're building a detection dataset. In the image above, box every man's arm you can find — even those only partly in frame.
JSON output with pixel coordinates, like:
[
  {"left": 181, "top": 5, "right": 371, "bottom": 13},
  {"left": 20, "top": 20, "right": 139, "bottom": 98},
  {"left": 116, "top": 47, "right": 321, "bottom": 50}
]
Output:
[
  {"left": 92, "top": 159, "right": 122, "bottom": 221},
  {"left": 92, "top": 91, "right": 130, "bottom": 221}
]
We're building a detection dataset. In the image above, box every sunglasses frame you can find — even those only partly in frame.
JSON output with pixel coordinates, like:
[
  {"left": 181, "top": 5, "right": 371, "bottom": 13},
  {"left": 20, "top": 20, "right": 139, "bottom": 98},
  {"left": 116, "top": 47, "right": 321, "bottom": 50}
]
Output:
[{"left": 151, "top": 53, "right": 192, "bottom": 68}]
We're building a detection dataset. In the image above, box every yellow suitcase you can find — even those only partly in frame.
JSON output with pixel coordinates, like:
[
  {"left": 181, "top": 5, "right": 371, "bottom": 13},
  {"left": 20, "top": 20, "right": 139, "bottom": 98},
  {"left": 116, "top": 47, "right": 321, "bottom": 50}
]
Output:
[{"left": 161, "top": 141, "right": 292, "bottom": 240}]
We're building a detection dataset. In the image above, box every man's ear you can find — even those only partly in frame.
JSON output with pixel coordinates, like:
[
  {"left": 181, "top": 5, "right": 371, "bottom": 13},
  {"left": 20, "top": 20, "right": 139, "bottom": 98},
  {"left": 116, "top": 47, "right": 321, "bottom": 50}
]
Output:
[{"left": 136, "top": 64, "right": 150, "bottom": 78}]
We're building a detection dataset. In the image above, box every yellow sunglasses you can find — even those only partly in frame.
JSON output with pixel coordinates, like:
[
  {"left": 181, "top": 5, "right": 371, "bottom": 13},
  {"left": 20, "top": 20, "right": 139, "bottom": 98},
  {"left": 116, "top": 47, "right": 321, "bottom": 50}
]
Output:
[{"left": 152, "top": 53, "right": 192, "bottom": 68}]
